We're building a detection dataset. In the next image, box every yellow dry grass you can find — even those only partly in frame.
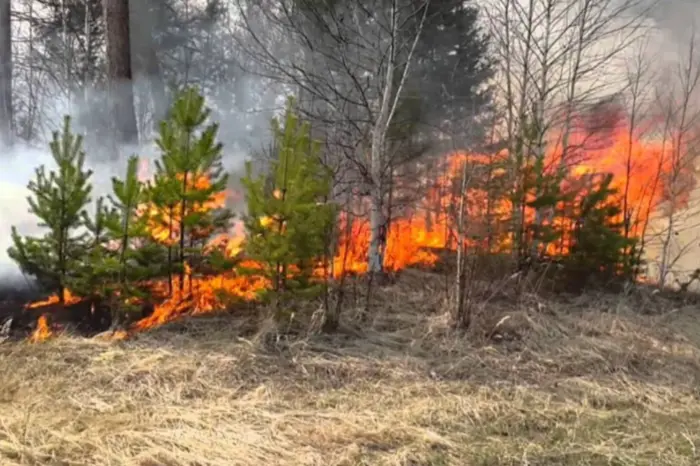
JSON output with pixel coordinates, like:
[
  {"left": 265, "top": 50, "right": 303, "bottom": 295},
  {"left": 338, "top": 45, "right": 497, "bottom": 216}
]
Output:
[{"left": 2, "top": 271, "right": 700, "bottom": 465}]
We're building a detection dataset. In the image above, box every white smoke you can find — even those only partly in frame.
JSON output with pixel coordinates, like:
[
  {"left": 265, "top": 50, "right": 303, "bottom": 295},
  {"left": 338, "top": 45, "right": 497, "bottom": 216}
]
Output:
[
  {"left": 0, "top": 145, "right": 53, "bottom": 278},
  {"left": 0, "top": 75, "right": 278, "bottom": 281}
]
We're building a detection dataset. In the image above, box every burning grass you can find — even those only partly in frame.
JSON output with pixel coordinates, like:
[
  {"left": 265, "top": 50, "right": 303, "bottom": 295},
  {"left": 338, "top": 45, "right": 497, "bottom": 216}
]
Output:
[{"left": 2, "top": 271, "right": 700, "bottom": 465}]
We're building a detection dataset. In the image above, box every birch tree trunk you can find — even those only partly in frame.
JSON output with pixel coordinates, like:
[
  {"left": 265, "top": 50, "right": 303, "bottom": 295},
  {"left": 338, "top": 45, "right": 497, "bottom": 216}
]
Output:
[
  {"left": 453, "top": 156, "right": 471, "bottom": 328},
  {"left": 367, "top": 0, "right": 429, "bottom": 275},
  {"left": 367, "top": 1, "right": 395, "bottom": 274}
]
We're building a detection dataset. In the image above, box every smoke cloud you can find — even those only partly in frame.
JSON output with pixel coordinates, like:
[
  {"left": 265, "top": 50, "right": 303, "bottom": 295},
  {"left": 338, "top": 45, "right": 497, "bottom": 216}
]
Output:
[{"left": 0, "top": 74, "right": 278, "bottom": 281}]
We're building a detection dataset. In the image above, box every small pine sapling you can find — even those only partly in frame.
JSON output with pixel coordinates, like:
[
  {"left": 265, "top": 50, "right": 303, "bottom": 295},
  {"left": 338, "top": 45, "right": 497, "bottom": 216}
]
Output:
[
  {"left": 152, "top": 87, "right": 234, "bottom": 293},
  {"left": 146, "top": 171, "right": 181, "bottom": 293},
  {"left": 106, "top": 156, "right": 152, "bottom": 283},
  {"left": 242, "top": 97, "right": 337, "bottom": 311},
  {"left": 73, "top": 196, "right": 113, "bottom": 296},
  {"left": 7, "top": 116, "right": 93, "bottom": 303},
  {"left": 101, "top": 156, "right": 166, "bottom": 323},
  {"left": 564, "top": 173, "right": 639, "bottom": 289}
]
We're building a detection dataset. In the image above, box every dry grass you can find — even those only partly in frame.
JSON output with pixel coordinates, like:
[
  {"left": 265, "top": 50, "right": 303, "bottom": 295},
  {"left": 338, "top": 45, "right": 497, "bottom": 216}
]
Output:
[{"left": 2, "top": 271, "right": 700, "bottom": 465}]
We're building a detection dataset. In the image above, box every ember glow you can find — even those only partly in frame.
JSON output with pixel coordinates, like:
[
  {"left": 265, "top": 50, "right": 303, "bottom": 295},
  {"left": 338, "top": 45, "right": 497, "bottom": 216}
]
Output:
[{"left": 22, "top": 107, "right": 691, "bottom": 340}]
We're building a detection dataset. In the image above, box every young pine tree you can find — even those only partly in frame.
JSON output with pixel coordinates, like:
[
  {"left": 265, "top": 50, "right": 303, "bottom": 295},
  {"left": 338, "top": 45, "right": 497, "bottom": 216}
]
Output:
[
  {"left": 511, "top": 108, "right": 565, "bottom": 264},
  {"left": 95, "top": 155, "right": 169, "bottom": 322},
  {"left": 152, "top": 87, "right": 234, "bottom": 293},
  {"left": 74, "top": 196, "right": 111, "bottom": 296},
  {"left": 241, "top": 97, "right": 337, "bottom": 308},
  {"left": 104, "top": 156, "right": 155, "bottom": 284},
  {"left": 8, "top": 116, "right": 93, "bottom": 303},
  {"left": 146, "top": 171, "right": 181, "bottom": 294},
  {"left": 563, "top": 173, "right": 639, "bottom": 289}
]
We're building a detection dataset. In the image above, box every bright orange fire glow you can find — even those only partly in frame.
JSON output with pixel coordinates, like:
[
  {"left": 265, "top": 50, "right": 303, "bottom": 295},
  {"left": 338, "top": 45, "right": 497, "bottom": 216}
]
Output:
[
  {"left": 141, "top": 173, "right": 228, "bottom": 244},
  {"left": 30, "top": 315, "right": 51, "bottom": 343},
  {"left": 547, "top": 121, "right": 671, "bottom": 236},
  {"left": 24, "top": 105, "right": 691, "bottom": 341},
  {"left": 25, "top": 290, "right": 80, "bottom": 309},
  {"left": 133, "top": 260, "right": 269, "bottom": 330}
]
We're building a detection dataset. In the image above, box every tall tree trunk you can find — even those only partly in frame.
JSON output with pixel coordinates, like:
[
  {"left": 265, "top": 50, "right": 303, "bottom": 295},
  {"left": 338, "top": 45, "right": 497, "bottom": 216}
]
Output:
[
  {"left": 24, "top": 0, "right": 35, "bottom": 141},
  {"left": 530, "top": 0, "right": 553, "bottom": 258},
  {"left": 129, "top": 0, "right": 168, "bottom": 128},
  {"left": 368, "top": 151, "right": 387, "bottom": 276},
  {"left": 83, "top": 0, "right": 92, "bottom": 101},
  {"left": 453, "top": 156, "right": 471, "bottom": 328},
  {"left": 367, "top": 0, "right": 428, "bottom": 276},
  {"left": 103, "top": 0, "right": 139, "bottom": 147},
  {"left": 0, "top": 0, "right": 12, "bottom": 145},
  {"left": 367, "top": 0, "right": 397, "bottom": 276}
]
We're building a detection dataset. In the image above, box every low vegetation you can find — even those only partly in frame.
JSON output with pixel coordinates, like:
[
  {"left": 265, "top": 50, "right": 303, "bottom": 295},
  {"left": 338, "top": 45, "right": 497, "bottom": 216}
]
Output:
[
  {"left": 2, "top": 271, "right": 700, "bottom": 465},
  {"left": 2, "top": 88, "right": 696, "bottom": 465},
  {"left": 5, "top": 88, "right": 649, "bottom": 334},
  {"left": 3, "top": 1, "right": 700, "bottom": 464}
]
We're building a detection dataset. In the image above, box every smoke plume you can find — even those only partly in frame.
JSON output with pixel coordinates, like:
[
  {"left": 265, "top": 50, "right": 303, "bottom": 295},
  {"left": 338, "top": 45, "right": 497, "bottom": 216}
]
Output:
[{"left": 0, "top": 75, "right": 277, "bottom": 281}]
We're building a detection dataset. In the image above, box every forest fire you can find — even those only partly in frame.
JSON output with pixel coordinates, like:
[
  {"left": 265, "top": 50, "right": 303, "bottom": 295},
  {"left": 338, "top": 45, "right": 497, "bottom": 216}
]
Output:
[{"left": 19, "top": 103, "right": 689, "bottom": 343}]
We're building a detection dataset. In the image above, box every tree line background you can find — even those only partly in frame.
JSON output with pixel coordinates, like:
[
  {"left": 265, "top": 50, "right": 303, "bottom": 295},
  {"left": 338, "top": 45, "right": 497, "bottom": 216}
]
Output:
[{"left": 3, "top": 0, "right": 700, "bottom": 332}]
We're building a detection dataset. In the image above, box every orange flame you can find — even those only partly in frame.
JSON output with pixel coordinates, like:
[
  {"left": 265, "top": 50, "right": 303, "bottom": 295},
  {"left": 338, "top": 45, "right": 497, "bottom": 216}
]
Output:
[
  {"left": 141, "top": 173, "right": 228, "bottom": 245},
  {"left": 30, "top": 315, "right": 51, "bottom": 343},
  {"left": 25, "top": 290, "right": 80, "bottom": 309},
  {"left": 25, "top": 108, "right": 691, "bottom": 340}
]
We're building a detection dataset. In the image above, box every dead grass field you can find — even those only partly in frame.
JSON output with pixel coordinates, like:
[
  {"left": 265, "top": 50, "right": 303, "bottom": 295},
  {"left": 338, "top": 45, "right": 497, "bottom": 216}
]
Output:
[{"left": 2, "top": 271, "right": 700, "bottom": 465}]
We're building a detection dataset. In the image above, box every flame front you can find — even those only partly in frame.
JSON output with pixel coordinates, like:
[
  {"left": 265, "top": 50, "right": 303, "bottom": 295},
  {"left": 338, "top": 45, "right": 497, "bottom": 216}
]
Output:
[
  {"left": 24, "top": 106, "right": 690, "bottom": 338},
  {"left": 133, "top": 260, "right": 269, "bottom": 330}
]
